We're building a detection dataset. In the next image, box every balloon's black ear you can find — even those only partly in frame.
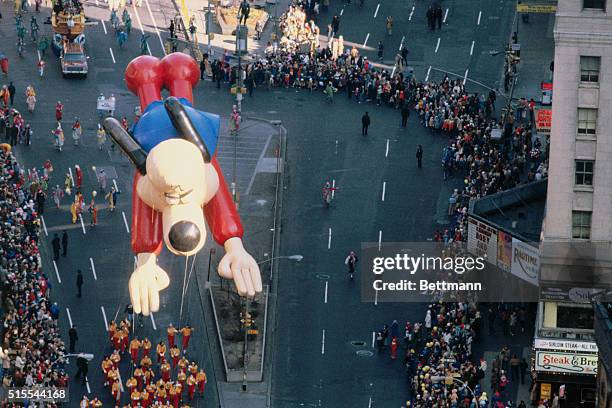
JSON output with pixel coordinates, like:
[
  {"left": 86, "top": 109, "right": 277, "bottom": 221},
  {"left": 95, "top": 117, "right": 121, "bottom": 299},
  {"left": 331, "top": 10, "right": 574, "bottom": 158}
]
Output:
[
  {"left": 164, "top": 96, "right": 211, "bottom": 163},
  {"left": 102, "top": 117, "right": 148, "bottom": 175}
]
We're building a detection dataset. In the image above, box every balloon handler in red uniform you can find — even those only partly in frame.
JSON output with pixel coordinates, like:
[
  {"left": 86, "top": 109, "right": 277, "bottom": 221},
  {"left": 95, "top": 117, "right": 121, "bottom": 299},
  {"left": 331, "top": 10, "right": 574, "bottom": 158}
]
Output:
[{"left": 102, "top": 53, "right": 262, "bottom": 316}]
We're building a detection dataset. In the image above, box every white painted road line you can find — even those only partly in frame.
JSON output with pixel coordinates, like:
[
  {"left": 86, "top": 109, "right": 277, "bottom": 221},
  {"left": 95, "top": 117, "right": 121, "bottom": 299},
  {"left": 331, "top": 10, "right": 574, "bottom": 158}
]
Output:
[
  {"left": 144, "top": 0, "right": 166, "bottom": 55},
  {"left": 68, "top": 167, "right": 74, "bottom": 186},
  {"left": 443, "top": 8, "right": 449, "bottom": 23},
  {"left": 385, "top": 139, "right": 389, "bottom": 157},
  {"left": 109, "top": 48, "right": 116, "bottom": 64},
  {"left": 369, "top": 396, "right": 372, "bottom": 408},
  {"left": 371, "top": 331, "right": 375, "bottom": 348},
  {"left": 381, "top": 182, "right": 386, "bottom": 202},
  {"left": 391, "top": 65, "right": 396, "bottom": 77},
  {"left": 41, "top": 215, "right": 48, "bottom": 236},
  {"left": 101, "top": 19, "right": 107, "bottom": 35},
  {"left": 324, "top": 281, "right": 328, "bottom": 304},
  {"left": 340, "top": 8, "right": 344, "bottom": 16},
  {"left": 150, "top": 313, "right": 157, "bottom": 330},
  {"left": 101, "top": 306, "right": 109, "bottom": 331},
  {"left": 66, "top": 307, "right": 73, "bottom": 327},
  {"left": 86, "top": 377, "right": 91, "bottom": 394},
  {"left": 122, "top": 211, "right": 130, "bottom": 233},
  {"left": 378, "top": 230, "right": 382, "bottom": 251},
  {"left": 52, "top": 260, "right": 62, "bottom": 284},
  {"left": 117, "top": 369, "right": 125, "bottom": 392},
  {"left": 435, "top": 37, "right": 441, "bottom": 53},
  {"left": 399, "top": 36, "right": 405, "bottom": 51},
  {"left": 425, "top": 65, "right": 432, "bottom": 82},
  {"left": 477, "top": 11, "right": 482, "bottom": 25},
  {"left": 113, "top": 178, "right": 118, "bottom": 192},
  {"left": 409, "top": 6, "right": 415, "bottom": 21},
  {"left": 331, "top": 179, "right": 336, "bottom": 199},
  {"left": 79, "top": 214, "right": 86, "bottom": 234},
  {"left": 470, "top": 40, "right": 475, "bottom": 56},
  {"left": 374, "top": 3, "right": 380, "bottom": 18},
  {"left": 327, "top": 228, "right": 332, "bottom": 249},
  {"left": 37, "top": 50, "right": 41, "bottom": 62},
  {"left": 90, "top": 257, "right": 98, "bottom": 280},
  {"left": 321, "top": 329, "right": 326, "bottom": 354},
  {"left": 463, "top": 69, "right": 469, "bottom": 85},
  {"left": 374, "top": 289, "right": 378, "bottom": 305},
  {"left": 133, "top": 3, "right": 145, "bottom": 34},
  {"left": 363, "top": 33, "right": 370, "bottom": 47}
]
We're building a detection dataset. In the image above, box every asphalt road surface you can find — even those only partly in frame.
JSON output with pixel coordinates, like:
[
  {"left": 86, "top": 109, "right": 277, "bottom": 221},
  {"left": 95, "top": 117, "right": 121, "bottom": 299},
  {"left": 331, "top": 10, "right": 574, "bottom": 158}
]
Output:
[{"left": 0, "top": 0, "right": 519, "bottom": 406}]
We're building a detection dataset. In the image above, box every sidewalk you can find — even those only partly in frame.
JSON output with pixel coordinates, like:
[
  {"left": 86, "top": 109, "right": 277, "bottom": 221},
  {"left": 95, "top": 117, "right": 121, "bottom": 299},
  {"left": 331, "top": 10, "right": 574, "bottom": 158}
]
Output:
[
  {"left": 510, "top": 11, "right": 555, "bottom": 102},
  {"left": 195, "top": 116, "right": 285, "bottom": 408}
]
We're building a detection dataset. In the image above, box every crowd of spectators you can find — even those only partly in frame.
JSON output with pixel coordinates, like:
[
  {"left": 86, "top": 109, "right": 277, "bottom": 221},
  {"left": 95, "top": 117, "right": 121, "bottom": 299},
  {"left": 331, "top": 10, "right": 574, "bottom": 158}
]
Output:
[{"left": 0, "top": 148, "right": 67, "bottom": 406}]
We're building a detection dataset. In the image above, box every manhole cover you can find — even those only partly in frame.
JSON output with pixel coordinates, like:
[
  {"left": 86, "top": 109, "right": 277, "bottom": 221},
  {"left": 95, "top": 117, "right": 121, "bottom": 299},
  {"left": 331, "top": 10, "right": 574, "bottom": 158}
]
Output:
[
  {"left": 356, "top": 350, "right": 374, "bottom": 357},
  {"left": 315, "top": 273, "right": 330, "bottom": 280},
  {"left": 351, "top": 341, "right": 366, "bottom": 347}
]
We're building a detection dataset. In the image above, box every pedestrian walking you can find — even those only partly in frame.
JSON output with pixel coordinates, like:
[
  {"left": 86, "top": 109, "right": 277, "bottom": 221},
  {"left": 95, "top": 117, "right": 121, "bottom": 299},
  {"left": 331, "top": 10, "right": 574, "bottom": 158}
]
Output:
[
  {"left": 75, "top": 165, "right": 83, "bottom": 190},
  {"left": 426, "top": 6, "right": 434, "bottom": 30},
  {"left": 96, "top": 124, "right": 106, "bottom": 150},
  {"left": 361, "top": 112, "right": 371, "bottom": 136},
  {"left": 401, "top": 46, "right": 409, "bottom": 66},
  {"left": 435, "top": 5, "right": 443, "bottom": 29},
  {"left": 167, "top": 324, "right": 178, "bottom": 348},
  {"left": 401, "top": 104, "right": 410, "bottom": 127},
  {"left": 377, "top": 41, "right": 384, "bottom": 61},
  {"left": 74, "top": 355, "right": 88, "bottom": 385},
  {"left": 35, "top": 188, "right": 46, "bottom": 215},
  {"left": 331, "top": 15, "right": 340, "bottom": 37},
  {"left": 68, "top": 325, "right": 79, "bottom": 353},
  {"left": 386, "top": 16, "right": 393, "bottom": 36},
  {"left": 98, "top": 169, "right": 107, "bottom": 192},
  {"left": 51, "top": 185, "right": 64, "bottom": 208},
  {"left": 519, "top": 357, "right": 528, "bottom": 384},
  {"left": 106, "top": 186, "right": 120, "bottom": 211},
  {"left": 71, "top": 118, "right": 82, "bottom": 145},
  {"left": 88, "top": 201, "right": 98, "bottom": 227},
  {"left": 51, "top": 233, "right": 61, "bottom": 261},
  {"left": 169, "top": 20, "right": 175, "bottom": 38},
  {"left": 344, "top": 250, "right": 358, "bottom": 279},
  {"left": 510, "top": 354, "right": 520, "bottom": 381},
  {"left": 180, "top": 325, "right": 193, "bottom": 352},
  {"left": 390, "top": 337, "right": 398, "bottom": 359},
  {"left": 62, "top": 230, "right": 68, "bottom": 257},
  {"left": 7, "top": 82, "right": 15, "bottom": 105},
  {"left": 416, "top": 145, "right": 423, "bottom": 168},
  {"left": 37, "top": 59, "right": 46, "bottom": 77},
  {"left": 55, "top": 101, "right": 63, "bottom": 122},
  {"left": 76, "top": 269, "right": 83, "bottom": 297}
]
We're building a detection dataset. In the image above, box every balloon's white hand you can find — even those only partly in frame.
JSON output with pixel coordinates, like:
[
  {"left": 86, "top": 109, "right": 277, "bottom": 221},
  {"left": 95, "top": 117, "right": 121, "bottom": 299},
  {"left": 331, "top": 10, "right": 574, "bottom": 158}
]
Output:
[
  {"left": 129, "top": 253, "right": 170, "bottom": 316},
  {"left": 218, "top": 237, "right": 263, "bottom": 297}
]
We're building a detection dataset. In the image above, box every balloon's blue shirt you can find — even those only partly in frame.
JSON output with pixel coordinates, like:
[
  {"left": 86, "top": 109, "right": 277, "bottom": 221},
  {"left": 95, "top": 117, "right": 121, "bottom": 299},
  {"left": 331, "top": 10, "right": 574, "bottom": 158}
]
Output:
[{"left": 132, "top": 98, "right": 219, "bottom": 155}]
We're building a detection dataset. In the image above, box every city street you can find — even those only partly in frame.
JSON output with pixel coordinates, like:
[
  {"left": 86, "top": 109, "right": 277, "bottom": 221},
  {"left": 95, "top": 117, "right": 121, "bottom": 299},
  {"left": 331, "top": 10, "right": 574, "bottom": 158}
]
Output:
[{"left": 0, "top": 0, "right": 541, "bottom": 406}]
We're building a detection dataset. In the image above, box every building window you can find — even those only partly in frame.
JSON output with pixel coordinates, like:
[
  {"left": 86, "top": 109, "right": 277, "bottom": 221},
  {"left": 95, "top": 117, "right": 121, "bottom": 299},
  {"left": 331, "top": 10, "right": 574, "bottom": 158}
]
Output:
[
  {"left": 575, "top": 160, "right": 594, "bottom": 185},
  {"left": 572, "top": 211, "right": 592, "bottom": 239},
  {"left": 584, "top": 0, "right": 606, "bottom": 9},
  {"left": 557, "top": 304, "right": 594, "bottom": 330},
  {"left": 580, "top": 56, "right": 600, "bottom": 82},
  {"left": 577, "top": 108, "right": 597, "bottom": 135}
]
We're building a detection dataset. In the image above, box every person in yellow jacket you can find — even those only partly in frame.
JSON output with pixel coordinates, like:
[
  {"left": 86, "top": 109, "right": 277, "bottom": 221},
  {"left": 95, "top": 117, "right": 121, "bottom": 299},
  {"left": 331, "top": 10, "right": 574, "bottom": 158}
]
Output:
[
  {"left": 108, "top": 320, "right": 117, "bottom": 343},
  {"left": 90, "top": 397, "right": 103, "bottom": 408},
  {"left": 156, "top": 341, "right": 167, "bottom": 364},
  {"left": 102, "top": 357, "right": 113, "bottom": 386},
  {"left": 140, "top": 354, "right": 153, "bottom": 369},
  {"left": 161, "top": 361, "right": 171, "bottom": 382},
  {"left": 196, "top": 369, "right": 207, "bottom": 395},
  {"left": 111, "top": 379, "right": 121, "bottom": 403},
  {"left": 130, "top": 389, "right": 141, "bottom": 407},
  {"left": 110, "top": 350, "right": 121, "bottom": 368},
  {"left": 167, "top": 324, "right": 178, "bottom": 348},
  {"left": 134, "top": 366, "right": 144, "bottom": 390},
  {"left": 186, "top": 374, "right": 197, "bottom": 400},
  {"left": 70, "top": 201, "right": 78, "bottom": 224},
  {"left": 169, "top": 345, "right": 180, "bottom": 368},
  {"left": 129, "top": 337, "right": 142, "bottom": 363},
  {"left": 180, "top": 325, "right": 193, "bottom": 351},
  {"left": 126, "top": 376, "right": 138, "bottom": 395},
  {"left": 142, "top": 337, "right": 152, "bottom": 357},
  {"left": 177, "top": 357, "right": 188, "bottom": 374}
]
